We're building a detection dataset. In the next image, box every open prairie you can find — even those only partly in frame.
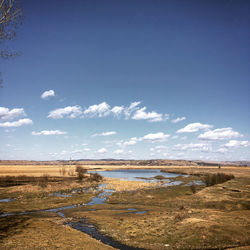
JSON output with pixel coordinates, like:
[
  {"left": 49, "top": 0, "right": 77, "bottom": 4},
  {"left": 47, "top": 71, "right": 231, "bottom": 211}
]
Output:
[
  {"left": 0, "top": 163, "right": 250, "bottom": 177},
  {"left": 0, "top": 163, "right": 250, "bottom": 249}
]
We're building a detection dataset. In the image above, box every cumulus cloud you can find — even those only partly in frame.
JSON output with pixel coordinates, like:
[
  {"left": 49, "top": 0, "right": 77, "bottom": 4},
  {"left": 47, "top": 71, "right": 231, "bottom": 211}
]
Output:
[
  {"left": 47, "top": 101, "right": 168, "bottom": 124},
  {"left": 119, "top": 132, "right": 170, "bottom": 147},
  {"left": 132, "top": 107, "right": 165, "bottom": 122},
  {"left": 114, "top": 149, "right": 124, "bottom": 155},
  {"left": 0, "top": 118, "right": 33, "bottom": 127},
  {"left": 48, "top": 106, "right": 82, "bottom": 119},
  {"left": 84, "top": 102, "right": 110, "bottom": 117},
  {"left": 142, "top": 132, "right": 170, "bottom": 142},
  {"left": 171, "top": 116, "right": 186, "bottom": 123},
  {"left": 216, "top": 148, "right": 229, "bottom": 154},
  {"left": 92, "top": 131, "right": 117, "bottom": 137},
  {"left": 111, "top": 106, "right": 124, "bottom": 117},
  {"left": 0, "top": 107, "right": 26, "bottom": 120},
  {"left": 124, "top": 138, "right": 137, "bottom": 146},
  {"left": 97, "top": 148, "right": 107, "bottom": 154},
  {"left": 116, "top": 138, "right": 137, "bottom": 147},
  {"left": 177, "top": 123, "right": 213, "bottom": 133},
  {"left": 223, "top": 140, "right": 249, "bottom": 148},
  {"left": 41, "top": 90, "right": 55, "bottom": 99},
  {"left": 174, "top": 143, "right": 211, "bottom": 152},
  {"left": 114, "top": 149, "right": 132, "bottom": 156},
  {"left": 124, "top": 101, "right": 141, "bottom": 119},
  {"left": 198, "top": 128, "right": 243, "bottom": 140},
  {"left": 31, "top": 130, "right": 67, "bottom": 135}
]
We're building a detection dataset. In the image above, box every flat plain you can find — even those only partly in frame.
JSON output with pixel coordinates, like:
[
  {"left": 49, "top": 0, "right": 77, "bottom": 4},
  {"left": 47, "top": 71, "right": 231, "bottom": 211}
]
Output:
[{"left": 0, "top": 161, "right": 249, "bottom": 249}]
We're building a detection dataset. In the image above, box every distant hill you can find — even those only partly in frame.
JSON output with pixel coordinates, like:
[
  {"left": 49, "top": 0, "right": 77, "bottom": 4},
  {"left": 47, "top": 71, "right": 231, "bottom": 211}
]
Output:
[{"left": 0, "top": 159, "right": 249, "bottom": 166}]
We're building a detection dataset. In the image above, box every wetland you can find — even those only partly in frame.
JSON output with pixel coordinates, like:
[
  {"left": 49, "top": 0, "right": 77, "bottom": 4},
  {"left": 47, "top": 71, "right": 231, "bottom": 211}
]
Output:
[{"left": 0, "top": 165, "right": 250, "bottom": 249}]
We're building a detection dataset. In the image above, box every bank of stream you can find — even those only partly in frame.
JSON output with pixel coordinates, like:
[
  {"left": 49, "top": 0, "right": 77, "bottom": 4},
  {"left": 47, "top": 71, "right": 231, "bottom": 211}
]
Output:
[{"left": 0, "top": 169, "right": 192, "bottom": 249}]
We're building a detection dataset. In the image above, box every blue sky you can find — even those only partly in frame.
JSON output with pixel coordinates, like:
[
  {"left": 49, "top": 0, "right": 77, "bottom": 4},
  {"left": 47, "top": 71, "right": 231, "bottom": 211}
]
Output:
[{"left": 0, "top": 0, "right": 249, "bottom": 161}]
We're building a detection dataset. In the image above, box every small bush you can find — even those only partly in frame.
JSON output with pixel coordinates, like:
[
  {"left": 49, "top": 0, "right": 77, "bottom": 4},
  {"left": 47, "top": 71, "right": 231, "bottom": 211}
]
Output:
[
  {"left": 203, "top": 173, "right": 234, "bottom": 187},
  {"left": 75, "top": 165, "right": 87, "bottom": 181},
  {"left": 89, "top": 173, "right": 103, "bottom": 182},
  {"left": 153, "top": 175, "right": 166, "bottom": 180},
  {"left": 190, "top": 183, "right": 197, "bottom": 194},
  {"left": 38, "top": 174, "right": 49, "bottom": 188}
]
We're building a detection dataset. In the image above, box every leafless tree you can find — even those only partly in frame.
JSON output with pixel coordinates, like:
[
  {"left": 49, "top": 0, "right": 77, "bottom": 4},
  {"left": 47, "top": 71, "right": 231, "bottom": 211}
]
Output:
[{"left": 0, "top": 0, "right": 23, "bottom": 86}]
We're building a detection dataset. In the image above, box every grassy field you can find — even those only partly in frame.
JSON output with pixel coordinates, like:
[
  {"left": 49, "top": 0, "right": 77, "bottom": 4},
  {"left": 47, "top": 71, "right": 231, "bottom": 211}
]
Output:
[
  {"left": 64, "top": 176, "right": 250, "bottom": 249},
  {"left": 0, "top": 164, "right": 249, "bottom": 249},
  {"left": 1, "top": 164, "right": 249, "bottom": 177}
]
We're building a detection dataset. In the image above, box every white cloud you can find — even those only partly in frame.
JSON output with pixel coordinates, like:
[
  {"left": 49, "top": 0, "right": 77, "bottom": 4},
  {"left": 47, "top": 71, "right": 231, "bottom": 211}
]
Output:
[
  {"left": 123, "top": 137, "right": 137, "bottom": 146},
  {"left": 31, "top": 130, "right": 67, "bottom": 136},
  {"left": 114, "top": 149, "right": 132, "bottom": 156},
  {"left": 124, "top": 101, "right": 141, "bottom": 119},
  {"left": 155, "top": 145, "right": 168, "bottom": 149},
  {"left": 97, "top": 148, "right": 107, "bottom": 154},
  {"left": 111, "top": 106, "right": 124, "bottom": 117},
  {"left": 71, "top": 150, "right": 83, "bottom": 154},
  {"left": 41, "top": 90, "right": 55, "bottom": 100},
  {"left": 177, "top": 123, "right": 213, "bottom": 133},
  {"left": 0, "top": 107, "right": 26, "bottom": 120},
  {"left": 174, "top": 143, "right": 211, "bottom": 152},
  {"left": 0, "top": 118, "right": 33, "bottom": 127},
  {"left": 224, "top": 140, "right": 249, "bottom": 148},
  {"left": 48, "top": 106, "right": 82, "bottom": 119},
  {"left": 198, "top": 128, "right": 243, "bottom": 141},
  {"left": 142, "top": 132, "right": 170, "bottom": 142},
  {"left": 46, "top": 101, "right": 168, "bottom": 124},
  {"left": 171, "top": 116, "right": 186, "bottom": 123},
  {"left": 83, "top": 148, "right": 90, "bottom": 151},
  {"left": 92, "top": 131, "right": 117, "bottom": 137},
  {"left": 216, "top": 148, "right": 229, "bottom": 154},
  {"left": 114, "top": 149, "right": 124, "bottom": 155},
  {"left": 129, "top": 101, "right": 141, "bottom": 110},
  {"left": 84, "top": 102, "right": 110, "bottom": 117},
  {"left": 132, "top": 107, "right": 167, "bottom": 122}
]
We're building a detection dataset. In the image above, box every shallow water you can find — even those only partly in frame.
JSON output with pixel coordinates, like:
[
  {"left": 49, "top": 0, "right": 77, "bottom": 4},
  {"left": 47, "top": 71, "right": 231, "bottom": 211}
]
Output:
[
  {"left": 0, "top": 171, "right": 184, "bottom": 249},
  {"left": 0, "top": 198, "right": 16, "bottom": 203},
  {"left": 68, "top": 218, "right": 145, "bottom": 250},
  {"left": 89, "top": 169, "right": 181, "bottom": 182}
]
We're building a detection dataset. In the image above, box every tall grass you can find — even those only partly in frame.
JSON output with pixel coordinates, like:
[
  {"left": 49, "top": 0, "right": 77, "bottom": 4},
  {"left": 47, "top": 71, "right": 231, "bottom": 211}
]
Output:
[{"left": 203, "top": 173, "right": 234, "bottom": 187}]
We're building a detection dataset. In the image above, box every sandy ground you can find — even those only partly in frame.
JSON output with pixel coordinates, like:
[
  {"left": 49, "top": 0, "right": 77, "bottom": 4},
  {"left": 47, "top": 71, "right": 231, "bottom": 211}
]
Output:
[{"left": 0, "top": 164, "right": 250, "bottom": 177}]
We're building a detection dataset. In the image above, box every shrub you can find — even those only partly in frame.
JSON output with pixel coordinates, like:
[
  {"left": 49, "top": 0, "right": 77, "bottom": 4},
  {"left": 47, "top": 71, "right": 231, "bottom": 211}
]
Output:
[
  {"left": 153, "top": 175, "right": 166, "bottom": 180},
  {"left": 203, "top": 173, "right": 234, "bottom": 187},
  {"left": 89, "top": 173, "right": 103, "bottom": 182},
  {"left": 75, "top": 165, "right": 87, "bottom": 181},
  {"left": 38, "top": 174, "right": 49, "bottom": 188},
  {"left": 190, "top": 183, "right": 197, "bottom": 194}
]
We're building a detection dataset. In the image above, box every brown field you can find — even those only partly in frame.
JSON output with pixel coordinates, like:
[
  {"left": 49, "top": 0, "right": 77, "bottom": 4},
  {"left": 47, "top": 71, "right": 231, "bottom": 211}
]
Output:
[
  {"left": 0, "top": 164, "right": 250, "bottom": 177},
  {"left": 0, "top": 163, "right": 250, "bottom": 249}
]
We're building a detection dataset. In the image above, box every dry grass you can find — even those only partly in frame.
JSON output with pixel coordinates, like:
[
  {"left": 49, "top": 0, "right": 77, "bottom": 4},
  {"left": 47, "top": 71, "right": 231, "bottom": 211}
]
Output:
[
  {"left": 0, "top": 213, "right": 114, "bottom": 250},
  {"left": 1, "top": 164, "right": 249, "bottom": 177},
  {"left": 65, "top": 177, "right": 250, "bottom": 249}
]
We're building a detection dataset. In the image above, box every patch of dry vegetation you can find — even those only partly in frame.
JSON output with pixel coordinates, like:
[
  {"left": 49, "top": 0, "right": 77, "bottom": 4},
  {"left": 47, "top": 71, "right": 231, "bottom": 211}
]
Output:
[
  {"left": 0, "top": 213, "right": 114, "bottom": 250},
  {"left": 65, "top": 176, "right": 250, "bottom": 249}
]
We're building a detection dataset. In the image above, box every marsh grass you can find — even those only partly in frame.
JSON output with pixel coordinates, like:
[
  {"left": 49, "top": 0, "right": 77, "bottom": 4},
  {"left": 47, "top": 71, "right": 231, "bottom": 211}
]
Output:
[
  {"left": 66, "top": 176, "right": 250, "bottom": 250},
  {"left": 203, "top": 173, "right": 234, "bottom": 187}
]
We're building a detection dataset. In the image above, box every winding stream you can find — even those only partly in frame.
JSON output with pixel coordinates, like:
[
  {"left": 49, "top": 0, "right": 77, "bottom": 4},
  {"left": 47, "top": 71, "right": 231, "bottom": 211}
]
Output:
[{"left": 0, "top": 169, "right": 185, "bottom": 249}]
